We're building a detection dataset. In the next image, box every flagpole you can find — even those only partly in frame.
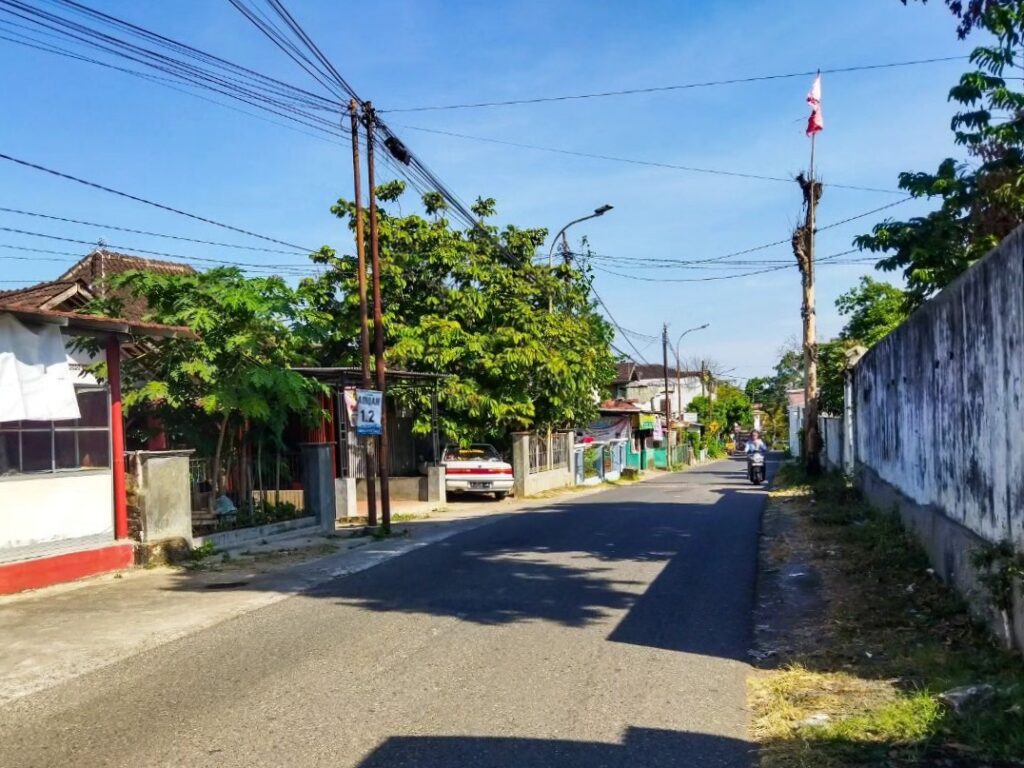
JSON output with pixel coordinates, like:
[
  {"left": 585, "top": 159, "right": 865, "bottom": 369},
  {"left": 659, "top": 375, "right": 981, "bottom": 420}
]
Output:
[{"left": 809, "top": 131, "right": 815, "bottom": 267}]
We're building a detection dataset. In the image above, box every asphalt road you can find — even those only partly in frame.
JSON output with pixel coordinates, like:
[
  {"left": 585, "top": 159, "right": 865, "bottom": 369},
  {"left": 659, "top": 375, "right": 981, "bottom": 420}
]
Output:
[{"left": 0, "top": 457, "right": 772, "bottom": 768}]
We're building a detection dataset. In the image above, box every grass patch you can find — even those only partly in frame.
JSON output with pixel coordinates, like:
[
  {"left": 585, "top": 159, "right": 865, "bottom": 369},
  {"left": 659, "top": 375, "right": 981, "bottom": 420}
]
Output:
[
  {"left": 391, "top": 512, "right": 429, "bottom": 523},
  {"left": 750, "top": 465, "right": 1024, "bottom": 767}
]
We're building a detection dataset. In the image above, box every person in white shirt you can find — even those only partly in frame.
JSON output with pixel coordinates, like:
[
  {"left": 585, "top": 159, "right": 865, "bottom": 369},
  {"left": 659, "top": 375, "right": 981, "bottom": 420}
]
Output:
[{"left": 745, "top": 430, "right": 767, "bottom": 455}]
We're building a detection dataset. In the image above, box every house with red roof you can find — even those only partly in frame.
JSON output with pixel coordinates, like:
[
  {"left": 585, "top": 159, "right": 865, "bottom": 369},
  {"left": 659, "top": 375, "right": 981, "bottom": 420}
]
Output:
[{"left": 0, "top": 250, "right": 194, "bottom": 593}]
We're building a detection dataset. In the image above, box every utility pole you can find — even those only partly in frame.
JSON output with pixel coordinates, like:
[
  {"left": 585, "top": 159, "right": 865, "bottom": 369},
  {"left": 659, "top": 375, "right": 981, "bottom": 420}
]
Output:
[
  {"left": 793, "top": 168, "right": 822, "bottom": 474},
  {"left": 795, "top": 72, "right": 824, "bottom": 475},
  {"left": 364, "top": 102, "right": 392, "bottom": 532},
  {"left": 701, "top": 360, "right": 712, "bottom": 433},
  {"left": 662, "top": 322, "right": 672, "bottom": 468},
  {"left": 349, "top": 99, "right": 376, "bottom": 527}
]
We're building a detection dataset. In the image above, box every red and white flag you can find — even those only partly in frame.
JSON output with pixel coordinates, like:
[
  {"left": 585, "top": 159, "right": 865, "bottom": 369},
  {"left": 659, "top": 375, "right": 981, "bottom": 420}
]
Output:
[{"left": 806, "top": 72, "right": 823, "bottom": 137}]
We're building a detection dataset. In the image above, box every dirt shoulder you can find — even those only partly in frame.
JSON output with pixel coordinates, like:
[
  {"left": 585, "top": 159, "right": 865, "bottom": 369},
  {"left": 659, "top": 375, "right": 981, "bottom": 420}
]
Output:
[{"left": 749, "top": 465, "right": 1024, "bottom": 767}]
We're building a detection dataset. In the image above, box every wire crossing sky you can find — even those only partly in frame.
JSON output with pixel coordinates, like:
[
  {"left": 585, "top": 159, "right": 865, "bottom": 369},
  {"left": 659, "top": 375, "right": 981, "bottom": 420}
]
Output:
[{"left": 0, "top": 0, "right": 974, "bottom": 375}]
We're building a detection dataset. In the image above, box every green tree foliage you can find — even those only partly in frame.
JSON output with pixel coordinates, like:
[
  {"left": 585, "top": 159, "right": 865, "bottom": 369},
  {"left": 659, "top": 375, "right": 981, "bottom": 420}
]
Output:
[
  {"left": 835, "top": 276, "right": 910, "bottom": 346},
  {"left": 904, "top": 0, "right": 1014, "bottom": 38},
  {"left": 816, "top": 340, "right": 852, "bottom": 416},
  {"left": 857, "top": 2, "right": 1024, "bottom": 307},
  {"left": 302, "top": 183, "right": 616, "bottom": 443},
  {"left": 745, "top": 342, "right": 805, "bottom": 446},
  {"left": 746, "top": 343, "right": 804, "bottom": 413},
  {"left": 688, "top": 381, "right": 753, "bottom": 438},
  {"left": 91, "top": 268, "right": 323, "bottom": 505}
]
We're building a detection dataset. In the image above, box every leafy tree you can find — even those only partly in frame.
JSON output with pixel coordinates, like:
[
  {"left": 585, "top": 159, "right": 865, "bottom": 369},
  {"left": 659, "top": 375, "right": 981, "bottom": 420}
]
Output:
[
  {"left": 744, "top": 376, "right": 775, "bottom": 407},
  {"left": 816, "top": 339, "right": 854, "bottom": 415},
  {"left": 857, "top": 2, "right": 1024, "bottom": 306},
  {"left": 91, "top": 267, "right": 324, "bottom": 509},
  {"left": 904, "top": 0, "right": 1014, "bottom": 38},
  {"left": 302, "top": 183, "right": 616, "bottom": 443},
  {"left": 688, "top": 381, "right": 753, "bottom": 438},
  {"left": 836, "top": 276, "right": 910, "bottom": 346}
]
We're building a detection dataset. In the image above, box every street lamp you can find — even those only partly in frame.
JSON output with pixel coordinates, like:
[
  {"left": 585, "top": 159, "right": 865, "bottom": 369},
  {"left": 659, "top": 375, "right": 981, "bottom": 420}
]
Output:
[
  {"left": 673, "top": 323, "right": 710, "bottom": 419},
  {"left": 548, "top": 204, "right": 614, "bottom": 268}
]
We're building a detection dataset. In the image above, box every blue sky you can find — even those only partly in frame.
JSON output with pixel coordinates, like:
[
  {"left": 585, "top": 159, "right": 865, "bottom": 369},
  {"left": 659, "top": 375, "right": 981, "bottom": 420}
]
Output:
[{"left": 0, "top": 0, "right": 975, "bottom": 379}]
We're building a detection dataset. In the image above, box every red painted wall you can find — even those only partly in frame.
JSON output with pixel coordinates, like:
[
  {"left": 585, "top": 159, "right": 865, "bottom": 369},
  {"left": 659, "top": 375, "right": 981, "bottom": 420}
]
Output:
[{"left": 0, "top": 544, "right": 133, "bottom": 595}]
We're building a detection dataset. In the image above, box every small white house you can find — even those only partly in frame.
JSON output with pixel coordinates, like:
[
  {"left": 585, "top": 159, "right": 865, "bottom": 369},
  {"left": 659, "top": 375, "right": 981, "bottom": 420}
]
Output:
[{"left": 0, "top": 303, "right": 190, "bottom": 593}]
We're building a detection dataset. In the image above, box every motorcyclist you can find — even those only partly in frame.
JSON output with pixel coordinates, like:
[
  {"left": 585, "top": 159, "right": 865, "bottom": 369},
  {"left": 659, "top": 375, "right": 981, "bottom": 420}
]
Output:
[{"left": 745, "top": 430, "right": 767, "bottom": 455}]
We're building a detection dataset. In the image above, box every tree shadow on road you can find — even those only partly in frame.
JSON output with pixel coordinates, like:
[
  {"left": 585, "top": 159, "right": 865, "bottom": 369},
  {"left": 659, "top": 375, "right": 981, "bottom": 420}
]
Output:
[
  {"left": 355, "top": 726, "right": 754, "bottom": 768},
  {"left": 159, "top": 462, "right": 776, "bottom": 661},
  {"left": 302, "top": 484, "right": 768, "bottom": 660}
]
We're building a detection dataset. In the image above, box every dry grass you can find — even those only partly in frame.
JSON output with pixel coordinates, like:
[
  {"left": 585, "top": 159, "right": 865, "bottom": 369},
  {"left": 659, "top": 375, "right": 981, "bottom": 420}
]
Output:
[{"left": 749, "top": 465, "right": 1024, "bottom": 767}]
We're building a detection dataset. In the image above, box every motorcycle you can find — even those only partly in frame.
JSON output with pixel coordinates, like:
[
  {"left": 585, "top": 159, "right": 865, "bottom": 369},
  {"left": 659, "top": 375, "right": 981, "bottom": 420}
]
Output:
[{"left": 747, "top": 451, "right": 766, "bottom": 485}]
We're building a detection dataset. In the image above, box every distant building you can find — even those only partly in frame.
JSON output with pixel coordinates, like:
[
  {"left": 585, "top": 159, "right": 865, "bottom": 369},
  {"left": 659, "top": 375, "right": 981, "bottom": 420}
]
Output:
[{"left": 612, "top": 361, "right": 708, "bottom": 419}]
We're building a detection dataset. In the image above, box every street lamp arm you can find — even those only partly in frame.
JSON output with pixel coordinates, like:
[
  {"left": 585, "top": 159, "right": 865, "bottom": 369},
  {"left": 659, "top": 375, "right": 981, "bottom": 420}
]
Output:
[
  {"left": 672, "top": 322, "right": 710, "bottom": 421},
  {"left": 547, "top": 205, "right": 614, "bottom": 263},
  {"left": 673, "top": 323, "right": 710, "bottom": 370}
]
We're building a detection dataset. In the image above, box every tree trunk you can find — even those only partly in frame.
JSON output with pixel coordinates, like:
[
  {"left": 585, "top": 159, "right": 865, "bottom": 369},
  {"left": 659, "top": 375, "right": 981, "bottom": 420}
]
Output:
[
  {"left": 274, "top": 445, "right": 282, "bottom": 508},
  {"left": 209, "top": 412, "right": 231, "bottom": 515},
  {"left": 257, "top": 436, "right": 265, "bottom": 522}
]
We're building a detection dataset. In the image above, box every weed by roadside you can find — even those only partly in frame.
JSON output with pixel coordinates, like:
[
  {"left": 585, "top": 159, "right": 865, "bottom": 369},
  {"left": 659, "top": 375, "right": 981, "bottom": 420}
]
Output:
[
  {"left": 189, "top": 540, "right": 218, "bottom": 563},
  {"left": 750, "top": 464, "right": 1024, "bottom": 767}
]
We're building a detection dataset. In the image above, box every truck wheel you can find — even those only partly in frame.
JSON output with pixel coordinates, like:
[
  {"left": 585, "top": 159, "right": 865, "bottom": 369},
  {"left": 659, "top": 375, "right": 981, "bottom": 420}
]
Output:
[{"left": 494, "top": 492, "right": 508, "bottom": 501}]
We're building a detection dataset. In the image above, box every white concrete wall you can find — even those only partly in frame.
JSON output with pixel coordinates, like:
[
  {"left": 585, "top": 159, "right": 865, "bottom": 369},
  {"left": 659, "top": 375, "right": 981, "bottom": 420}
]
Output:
[
  {"left": 512, "top": 432, "right": 575, "bottom": 497},
  {"left": 522, "top": 466, "right": 575, "bottom": 495},
  {"left": 788, "top": 405, "right": 804, "bottom": 458},
  {"left": 0, "top": 471, "right": 113, "bottom": 549},
  {"left": 819, "top": 416, "right": 843, "bottom": 472},
  {"left": 852, "top": 226, "right": 1024, "bottom": 548}
]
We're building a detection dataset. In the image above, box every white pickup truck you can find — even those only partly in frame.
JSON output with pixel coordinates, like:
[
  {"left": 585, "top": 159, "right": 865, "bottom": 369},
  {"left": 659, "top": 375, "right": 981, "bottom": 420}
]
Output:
[{"left": 441, "top": 444, "right": 513, "bottom": 500}]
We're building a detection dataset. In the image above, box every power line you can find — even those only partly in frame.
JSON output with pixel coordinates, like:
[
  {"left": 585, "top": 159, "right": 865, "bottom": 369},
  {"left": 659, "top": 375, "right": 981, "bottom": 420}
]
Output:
[
  {"left": 0, "top": 206, "right": 307, "bottom": 253},
  {"left": 228, "top": 0, "right": 487, "bottom": 233},
  {"left": 0, "top": 2, "right": 350, "bottom": 140},
  {"left": 588, "top": 283, "right": 649, "bottom": 364},
  {"left": 0, "top": 151, "right": 314, "bottom": 251},
  {"left": 618, "top": 326, "right": 659, "bottom": 342},
  {"left": 588, "top": 249, "right": 863, "bottom": 282},
  {"left": 0, "top": 225, "right": 315, "bottom": 272},
  {"left": 572, "top": 197, "right": 913, "bottom": 269},
  {"left": 394, "top": 124, "right": 905, "bottom": 195},
  {"left": 380, "top": 55, "right": 968, "bottom": 113}
]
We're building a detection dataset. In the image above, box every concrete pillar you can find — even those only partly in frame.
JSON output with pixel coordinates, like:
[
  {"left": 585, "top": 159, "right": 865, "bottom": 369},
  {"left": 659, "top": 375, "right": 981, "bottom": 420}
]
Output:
[
  {"left": 334, "top": 476, "right": 357, "bottom": 520},
  {"left": 564, "top": 431, "right": 576, "bottom": 484},
  {"left": 427, "top": 465, "right": 446, "bottom": 505},
  {"left": 301, "top": 443, "right": 337, "bottom": 532},
  {"left": 843, "top": 370, "right": 856, "bottom": 476},
  {"left": 129, "top": 449, "right": 194, "bottom": 564},
  {"left": 511, "top": 432, "right": 530, "bottom": 498}
]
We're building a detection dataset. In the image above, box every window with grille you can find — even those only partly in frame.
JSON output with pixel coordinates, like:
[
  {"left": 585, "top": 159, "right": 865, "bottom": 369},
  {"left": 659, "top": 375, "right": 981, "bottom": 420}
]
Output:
[{"left": 0, "top": 387, "right": 111, "bottom": 476}]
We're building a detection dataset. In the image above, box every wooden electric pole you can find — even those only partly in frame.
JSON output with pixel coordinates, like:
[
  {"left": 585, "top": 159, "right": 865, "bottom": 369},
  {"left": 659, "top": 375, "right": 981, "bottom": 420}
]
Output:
[
  {"left": 349, "top": 99, "right": 376, "bottom": 527},
  {"left": 364, "top": 102, "right": 392, "bottom": 532},
  {"left": 662, "top": 323, "right": 672, "bottom": 468},
  {"left": 793, "top": 162, "right": 822, "bottom": 475}
]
